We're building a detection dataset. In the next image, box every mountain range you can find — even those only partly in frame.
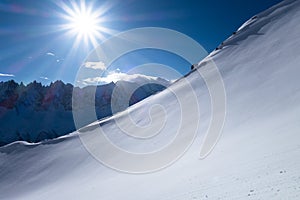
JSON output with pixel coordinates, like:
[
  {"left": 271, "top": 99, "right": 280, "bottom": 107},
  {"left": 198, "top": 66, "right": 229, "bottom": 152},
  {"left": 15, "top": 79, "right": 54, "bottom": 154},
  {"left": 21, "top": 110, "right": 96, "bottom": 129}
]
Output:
[{"left": 0, "top": 78, "right": 169, "bottom": 145}]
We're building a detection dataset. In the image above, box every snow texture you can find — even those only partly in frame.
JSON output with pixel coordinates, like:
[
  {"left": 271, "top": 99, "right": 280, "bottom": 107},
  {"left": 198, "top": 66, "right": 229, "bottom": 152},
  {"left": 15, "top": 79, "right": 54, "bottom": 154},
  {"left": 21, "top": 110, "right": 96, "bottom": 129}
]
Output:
[{"left": 1, "top": 0, "right": 300, "bottom": 199}]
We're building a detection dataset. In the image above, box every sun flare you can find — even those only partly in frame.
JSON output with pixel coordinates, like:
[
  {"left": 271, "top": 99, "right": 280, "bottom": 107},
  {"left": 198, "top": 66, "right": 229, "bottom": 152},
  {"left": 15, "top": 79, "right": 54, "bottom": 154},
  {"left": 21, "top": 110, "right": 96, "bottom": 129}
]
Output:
[{"left": 60, "top": 1, "right": 107, "bottom": 46}]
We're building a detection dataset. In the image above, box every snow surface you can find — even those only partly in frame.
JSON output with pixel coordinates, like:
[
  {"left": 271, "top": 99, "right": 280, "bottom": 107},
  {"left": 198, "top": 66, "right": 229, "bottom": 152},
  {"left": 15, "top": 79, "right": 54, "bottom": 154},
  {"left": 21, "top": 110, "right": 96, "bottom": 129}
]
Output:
[{"left": 1, "top": 0, "right": 300, "bottom": 199}]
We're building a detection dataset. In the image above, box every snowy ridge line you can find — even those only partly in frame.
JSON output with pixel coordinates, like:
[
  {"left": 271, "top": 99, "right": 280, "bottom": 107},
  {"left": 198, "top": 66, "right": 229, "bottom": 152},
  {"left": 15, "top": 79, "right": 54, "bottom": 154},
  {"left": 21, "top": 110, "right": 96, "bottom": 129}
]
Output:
[
  {"left": 0, "top": 131, "right": 79, "bottom": 151},
  {"left": 214, "top": 0, "right": 298, "bottom": 51}
]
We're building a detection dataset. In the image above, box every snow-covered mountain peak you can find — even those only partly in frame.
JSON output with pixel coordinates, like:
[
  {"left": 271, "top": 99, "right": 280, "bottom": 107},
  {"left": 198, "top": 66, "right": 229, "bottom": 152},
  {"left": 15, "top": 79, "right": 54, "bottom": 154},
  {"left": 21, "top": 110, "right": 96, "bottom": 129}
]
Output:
[{"left": 0, "top": 77, "right": 169, "bottom": 146}]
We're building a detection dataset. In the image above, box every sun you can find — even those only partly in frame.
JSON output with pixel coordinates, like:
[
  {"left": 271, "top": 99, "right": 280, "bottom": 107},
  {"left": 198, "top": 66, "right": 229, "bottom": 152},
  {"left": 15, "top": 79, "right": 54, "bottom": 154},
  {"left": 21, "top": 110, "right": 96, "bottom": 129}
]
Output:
[
  {"left": 69, "top": 11, "right": 98, "bottom": 37},
  {"left": 59, "top": 1, "right": 108, "bottom": 46}
]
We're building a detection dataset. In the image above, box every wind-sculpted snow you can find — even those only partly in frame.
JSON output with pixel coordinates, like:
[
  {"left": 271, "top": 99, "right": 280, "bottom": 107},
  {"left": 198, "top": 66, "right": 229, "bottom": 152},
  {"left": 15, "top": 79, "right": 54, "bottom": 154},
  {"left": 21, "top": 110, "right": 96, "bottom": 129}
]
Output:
[
  {"left": 1, "top": 0, "right": 300, "bottom": 199},
  {"left": 216, "top": 0, "right": 296, "bottom": 50}
]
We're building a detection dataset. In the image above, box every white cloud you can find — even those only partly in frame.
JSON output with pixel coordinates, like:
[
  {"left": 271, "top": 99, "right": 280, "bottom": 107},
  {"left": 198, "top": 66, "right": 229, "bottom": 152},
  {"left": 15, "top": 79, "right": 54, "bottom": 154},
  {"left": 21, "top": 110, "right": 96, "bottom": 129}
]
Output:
[
  {"left": 40, "top": 76, "right": 49, "bottom": 80},
  {"left": 84, "top": 61, "right": 106, "bottom": 70},
  {"left": 46, "top": 52, "right": 55, "bottom": 57},
  {"left": 0, "top": 73, "right": 14, "bottom": 77}
]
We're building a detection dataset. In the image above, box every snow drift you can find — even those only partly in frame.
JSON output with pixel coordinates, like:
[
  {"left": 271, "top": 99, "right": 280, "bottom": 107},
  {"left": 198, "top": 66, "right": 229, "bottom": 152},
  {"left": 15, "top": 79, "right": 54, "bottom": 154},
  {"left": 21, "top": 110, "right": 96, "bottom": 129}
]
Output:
[{"left": 1, "top": 0, "right": 300, "bottom": 199}]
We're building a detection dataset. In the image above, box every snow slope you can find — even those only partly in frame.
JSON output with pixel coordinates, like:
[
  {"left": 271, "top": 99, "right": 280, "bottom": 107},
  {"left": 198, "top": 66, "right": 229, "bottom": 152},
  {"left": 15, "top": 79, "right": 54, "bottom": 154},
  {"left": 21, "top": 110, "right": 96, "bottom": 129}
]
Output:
[{"left": 1, "top": 0, "right": 300, "bottom": 199}]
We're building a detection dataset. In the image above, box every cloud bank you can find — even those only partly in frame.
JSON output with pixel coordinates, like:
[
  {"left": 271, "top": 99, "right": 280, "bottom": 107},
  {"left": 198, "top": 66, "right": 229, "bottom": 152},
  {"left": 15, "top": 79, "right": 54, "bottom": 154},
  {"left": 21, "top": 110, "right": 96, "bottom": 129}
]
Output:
[{"left": 81, "top": 72, "right": 170, "bottom": 86}]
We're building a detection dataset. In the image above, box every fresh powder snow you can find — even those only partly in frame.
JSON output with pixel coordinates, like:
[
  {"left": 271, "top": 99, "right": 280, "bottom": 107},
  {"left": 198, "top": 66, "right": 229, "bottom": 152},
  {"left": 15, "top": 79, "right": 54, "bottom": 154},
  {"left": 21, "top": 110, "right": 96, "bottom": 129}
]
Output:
[{"left": 1, "top": 0, "right": 300, "bottom": 199}]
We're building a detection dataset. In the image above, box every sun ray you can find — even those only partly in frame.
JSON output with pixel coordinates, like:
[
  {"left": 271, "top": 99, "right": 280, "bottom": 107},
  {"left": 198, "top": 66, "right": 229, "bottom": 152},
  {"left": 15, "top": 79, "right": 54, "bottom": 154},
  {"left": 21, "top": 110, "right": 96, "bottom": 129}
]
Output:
[{"left": 57, "top": 0, "right": 110, "bottom": 48}]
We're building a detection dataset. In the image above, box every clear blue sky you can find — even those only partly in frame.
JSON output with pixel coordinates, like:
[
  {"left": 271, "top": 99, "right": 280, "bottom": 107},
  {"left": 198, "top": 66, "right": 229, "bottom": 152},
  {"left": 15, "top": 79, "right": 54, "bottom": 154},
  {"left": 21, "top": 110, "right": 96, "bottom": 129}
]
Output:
[{"left": 0, "top": 0, "right": 283, "bottom": 84}]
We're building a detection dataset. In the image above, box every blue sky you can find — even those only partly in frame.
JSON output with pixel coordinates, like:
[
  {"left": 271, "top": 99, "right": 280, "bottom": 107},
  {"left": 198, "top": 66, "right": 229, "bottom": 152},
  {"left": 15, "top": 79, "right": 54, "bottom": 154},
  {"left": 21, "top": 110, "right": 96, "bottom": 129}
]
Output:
[{"left": 0, "top": 0, "right": 282, "bottom": 85}]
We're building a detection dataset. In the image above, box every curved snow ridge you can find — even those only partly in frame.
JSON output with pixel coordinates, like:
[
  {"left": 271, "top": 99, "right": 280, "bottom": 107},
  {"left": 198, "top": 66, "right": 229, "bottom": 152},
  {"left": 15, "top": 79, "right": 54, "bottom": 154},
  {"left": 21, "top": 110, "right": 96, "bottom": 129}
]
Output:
[
  {"left": 0, "top": 112, "right": 118, "bottom": 154},
  {"left": 0, "top": 131, "right": 79, "bottom": 154},
  {"left": 216, "top": 0, "right": 299, "bottom": 50},
  {"left": 0, "top": 96, "right": 136, "bottom": 153}
]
